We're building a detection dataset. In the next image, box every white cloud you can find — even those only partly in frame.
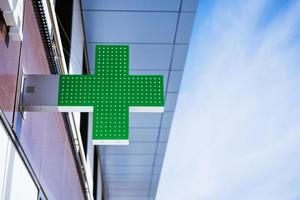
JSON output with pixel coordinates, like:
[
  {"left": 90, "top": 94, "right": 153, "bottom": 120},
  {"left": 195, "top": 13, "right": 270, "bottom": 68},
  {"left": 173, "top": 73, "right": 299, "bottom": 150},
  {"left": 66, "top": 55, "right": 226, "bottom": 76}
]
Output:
[{"left": 156, "top": 1, "right": 300, "bottom": 200}]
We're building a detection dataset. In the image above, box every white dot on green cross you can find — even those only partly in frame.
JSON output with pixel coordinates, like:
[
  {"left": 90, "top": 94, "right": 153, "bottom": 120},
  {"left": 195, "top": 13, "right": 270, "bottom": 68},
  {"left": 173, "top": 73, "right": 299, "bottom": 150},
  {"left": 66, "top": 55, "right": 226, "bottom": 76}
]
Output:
[{"left": 57, "top": 45, "right": 164, "bottom": 145}]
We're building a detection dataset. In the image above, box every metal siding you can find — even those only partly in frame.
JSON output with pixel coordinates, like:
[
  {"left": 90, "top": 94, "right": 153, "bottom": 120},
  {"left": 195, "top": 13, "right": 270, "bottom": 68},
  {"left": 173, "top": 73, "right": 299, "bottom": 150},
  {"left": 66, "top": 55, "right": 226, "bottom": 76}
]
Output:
[
  {"left": 88, "top": 44, "right": 173, "bottom": 71},
  {"left": 172, "top": 44, "right": 189, "bottom": 70},
  {"left": 83, "top": 0, "right": 181, "bottom": 11},
  {"left": 82, "top": 0, "right": 198, "bottom": 198},
  {"left": 167, "top": 70, "right": 184, "bottom": 92},
  {"left": 0, "top": 0, "right": 85, "bottom": 198},
  {"left": 176, "top": 12, "right": 196, "bottom": 43},
  {"left": 83, "top": 11, "right": 178, "bottom": 43}
]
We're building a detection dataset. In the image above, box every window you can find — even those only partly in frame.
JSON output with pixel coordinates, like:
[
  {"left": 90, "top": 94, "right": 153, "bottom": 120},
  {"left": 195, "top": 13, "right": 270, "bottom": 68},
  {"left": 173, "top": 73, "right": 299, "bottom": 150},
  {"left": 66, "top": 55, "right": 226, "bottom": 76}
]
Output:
[
  {"left": 80, "top": 112, "right": 89, "bottom": 155},
  {"left": 0, "top": 117, "right": 39, "bottom": 199},
  {"left": 93, "top": 147, "right": 98, "bottom": 199},
  {"left": 55, "top": 0, "right": 74, "bottom": 70}
]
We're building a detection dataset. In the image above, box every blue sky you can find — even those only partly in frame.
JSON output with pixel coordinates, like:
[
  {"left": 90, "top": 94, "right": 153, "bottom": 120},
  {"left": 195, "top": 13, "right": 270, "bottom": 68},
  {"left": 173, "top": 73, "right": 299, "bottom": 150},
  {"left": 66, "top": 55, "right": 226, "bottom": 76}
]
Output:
[{"left": 157, "top": 0, "right": 300, "bottom": 199}]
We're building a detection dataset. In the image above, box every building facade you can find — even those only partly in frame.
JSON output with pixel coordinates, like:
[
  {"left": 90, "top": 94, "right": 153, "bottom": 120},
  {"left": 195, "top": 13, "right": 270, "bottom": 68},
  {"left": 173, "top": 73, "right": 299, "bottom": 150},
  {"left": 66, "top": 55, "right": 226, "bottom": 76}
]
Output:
[{"left": 0, "top": 0, "right": 197, "bottom": 199}]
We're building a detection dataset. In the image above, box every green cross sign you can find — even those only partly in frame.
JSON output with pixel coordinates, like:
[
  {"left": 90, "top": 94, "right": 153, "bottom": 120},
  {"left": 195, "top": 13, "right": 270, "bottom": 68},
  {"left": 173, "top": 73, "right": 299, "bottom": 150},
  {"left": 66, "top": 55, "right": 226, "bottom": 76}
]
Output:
[{"left": 57, "top": 45, "right": 164, "bottom": 145}]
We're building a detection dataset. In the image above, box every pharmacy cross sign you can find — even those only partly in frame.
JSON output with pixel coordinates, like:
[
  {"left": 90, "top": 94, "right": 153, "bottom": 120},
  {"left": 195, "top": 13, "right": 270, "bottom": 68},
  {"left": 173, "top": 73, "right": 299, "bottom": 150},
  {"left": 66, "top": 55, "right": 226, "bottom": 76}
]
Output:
[{"left": 58, "top": 45, "right": 164, "bottom": 145}]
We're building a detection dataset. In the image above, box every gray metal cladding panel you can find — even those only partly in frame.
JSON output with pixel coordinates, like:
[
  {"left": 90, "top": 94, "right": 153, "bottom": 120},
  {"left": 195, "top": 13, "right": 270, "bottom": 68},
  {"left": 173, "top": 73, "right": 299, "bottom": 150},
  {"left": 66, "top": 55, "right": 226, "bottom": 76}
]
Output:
[
  {"left": 103, "top": 166, "right": 153, "bottom": 175},
  {"left": 129, "top": 113, "right": 162, "bottom": 128},
  {"left": 105, "top": 196, "right": 149, "bottom": 200},
  {"left": 172, "top": 44, "right": 189, "bottom": 70},
  {"left": 128, "top": 44, "right": 172, "bottom": 70},
  {"left": 158, "top": 127, "right": 171, "bottom": 142},
  {"left": 161, "top": 112, "right": 175, "bottom": 128},
  {"left": 182, "top": 0, "right": 199, "bottom": 12},
  {"left": 165, "top": 93, "right": 179, "bottom": 112},
  {"left": 129, "top": 128, "right": 159, "bottom": 142},
  {"left": 153, "top": 165, "right": 162, "bottom": 175},
  {"left": 100, "top": 142, "right": 157, "bottom": 155},
  {"left": 87, "top": 1, "right": 199, "bottom": 199},
  {"left": 104, "top": 174, "right": 152, "bottom": 182},
  {"left": 101, "top": 154, "right": 155, "bottom": 166},
  {"left": 176, "top": 13, "right": 196, "bottom": 43},
  {"left": 154, "top": 162, "right": 163, "bottom": 171},
  {"left": 150, "top": 175, "right": 160, "bottom": 188},
  {"left": 150, "top": 178, "right": 158, "bottom": 196},
  {"left": 149, "top": 175, "right": 160, "bottom": 198},
  {"left": 87, "top": 44, "right": 173, "bottom": 71},
  {"left": 83, "top": 11, "right": 178, "bottom": 43},
  {"left": 83, "top": 0, "right": 181, "bottom": 11},
  {"left": 149, "top": 188, "right": 158, "bottom": 198},
  {"left": 156, "top": 142, "right": 167, "bottom": 154},
  {"left": 106, "top": 189, "right": 149, "bottom": 198},
  {"left": 154, "top": 154, "right": 165, "bottom": 166},
  {"left": 104, "top": 181, "right": 151, "bottom": 190},
  {"left": 167, "top": 70, "right": 184, "bottom": 92}
]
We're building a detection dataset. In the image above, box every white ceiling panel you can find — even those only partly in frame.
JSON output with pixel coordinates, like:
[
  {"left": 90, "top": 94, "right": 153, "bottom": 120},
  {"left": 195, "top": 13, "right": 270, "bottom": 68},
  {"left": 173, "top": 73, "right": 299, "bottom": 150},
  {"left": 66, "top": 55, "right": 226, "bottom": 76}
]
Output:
[
  {"left": 129, "top": 128, "right": 159, "bottom": 142},
  {"left": 103, "top": 166, "right": 153, "bottom": 175},
  {"left": 176, "top": 13, "right": 196, "bottom": 43},
  {"left": 100, "top": 142, "right": 156, "bottom": 155},
  {"left": 167, "top": 70, "right": 183, "bottom": 92},
  {"left": 87, "top": 44, "right": 173, "bottom": 71},
  {"left": 101, "top": 154, "right": 154, "bottom": 166},
  {"left": 172, "top": 44, "right": 189, "bottom": 70},
  {"left": 83, "top": 0, "right": 181, "bottom": 11},
  {"left": 129, "top": 113, "right": 162, "bottom": 128},
  {"left": 84, "top": 11, "right": 178, "bottom": 43}
]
